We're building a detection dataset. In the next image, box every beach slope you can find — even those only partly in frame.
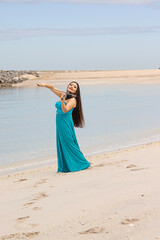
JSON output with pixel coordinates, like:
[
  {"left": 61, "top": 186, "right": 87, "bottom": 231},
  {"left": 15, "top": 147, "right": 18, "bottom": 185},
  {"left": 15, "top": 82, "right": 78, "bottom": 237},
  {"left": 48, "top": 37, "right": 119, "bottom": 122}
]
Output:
[{"left": 0, "top": 141, "right": 160, "bottom": 239}]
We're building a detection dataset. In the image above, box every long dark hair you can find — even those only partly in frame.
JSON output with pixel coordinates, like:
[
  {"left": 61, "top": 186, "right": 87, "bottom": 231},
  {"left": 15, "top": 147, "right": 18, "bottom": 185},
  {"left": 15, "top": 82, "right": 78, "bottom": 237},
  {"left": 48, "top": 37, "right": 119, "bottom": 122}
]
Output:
[{"left": 66, "top": 81, "right": 85, "bottom": 128}]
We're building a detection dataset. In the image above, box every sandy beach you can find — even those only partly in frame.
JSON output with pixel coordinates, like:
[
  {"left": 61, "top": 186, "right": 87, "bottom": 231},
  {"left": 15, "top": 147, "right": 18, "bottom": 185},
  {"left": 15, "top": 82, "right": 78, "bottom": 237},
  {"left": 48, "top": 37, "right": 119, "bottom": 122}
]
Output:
[
  {"left": 1, "top": 141, "right": 160, "bottom": 240},
  {"left": 11, "top": 69, "right": 160, "bottom": 88},
  {"left": 1, "top": 69, "right": 160, "bottom": 239},
  {"left": 2, "top": 0, "right": 160, "bottom": 237}
]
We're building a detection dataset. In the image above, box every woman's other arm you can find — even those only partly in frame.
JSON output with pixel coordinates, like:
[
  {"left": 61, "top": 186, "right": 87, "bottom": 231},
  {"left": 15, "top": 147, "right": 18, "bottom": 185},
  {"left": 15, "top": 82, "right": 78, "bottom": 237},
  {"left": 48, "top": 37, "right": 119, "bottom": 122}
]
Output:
[
  {"left": 37, "top": 83, "right": 65, "bottom": 97},
  {"left": 61, "top": 94, "right": 76, "bottom": 113}
]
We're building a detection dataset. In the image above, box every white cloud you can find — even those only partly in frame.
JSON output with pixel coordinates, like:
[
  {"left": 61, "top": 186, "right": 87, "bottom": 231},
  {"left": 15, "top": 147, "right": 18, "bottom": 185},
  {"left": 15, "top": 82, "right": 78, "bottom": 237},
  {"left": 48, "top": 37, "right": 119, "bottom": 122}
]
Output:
[
  {"left": 0, "top": 26, "right": 160, "bottom": 41},
  {"left": 0, "top": 0, "right": 160, "bottom": 5}
]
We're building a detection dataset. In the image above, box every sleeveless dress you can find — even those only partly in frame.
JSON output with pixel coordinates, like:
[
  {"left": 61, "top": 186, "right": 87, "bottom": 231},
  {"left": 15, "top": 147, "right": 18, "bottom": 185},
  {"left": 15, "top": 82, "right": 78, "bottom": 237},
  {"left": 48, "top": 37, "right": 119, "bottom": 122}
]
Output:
[{"left": 55, "top": 100, "right": 91, "bottom": 173}]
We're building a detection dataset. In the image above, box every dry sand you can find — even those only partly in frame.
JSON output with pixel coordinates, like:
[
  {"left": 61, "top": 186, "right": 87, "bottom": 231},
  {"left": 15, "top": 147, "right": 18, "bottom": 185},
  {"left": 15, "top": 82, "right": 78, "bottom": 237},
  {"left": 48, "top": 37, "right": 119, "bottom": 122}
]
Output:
[
  {"left": 1, "top": 141, "right": 160, "bottom": 240},
  {"left": 12, "top": 69, "right": 160, "bottom": 88}
]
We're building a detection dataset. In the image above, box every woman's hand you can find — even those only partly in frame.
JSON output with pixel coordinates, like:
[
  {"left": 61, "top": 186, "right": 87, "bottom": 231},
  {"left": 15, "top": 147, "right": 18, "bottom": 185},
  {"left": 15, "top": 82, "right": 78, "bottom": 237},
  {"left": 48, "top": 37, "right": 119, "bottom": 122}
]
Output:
[
  {"left": 37, "top": 83, "right": 46, "bottom": 87},
  {"left": 60, "top": 93, "right": 66, "bottom": 101}
]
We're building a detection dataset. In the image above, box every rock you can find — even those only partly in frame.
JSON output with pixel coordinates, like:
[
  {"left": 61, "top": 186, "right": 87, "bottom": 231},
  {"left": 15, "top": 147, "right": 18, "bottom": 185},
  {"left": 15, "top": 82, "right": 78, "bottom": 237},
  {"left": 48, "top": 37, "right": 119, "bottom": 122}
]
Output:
[
  {"left": 0, "top": 70, "right": 39, "bottom": 88},
  {"left": 0, "top": 83, "right": 12, "bottom": 88},
  {"left": 21, "top": 74, "right": 37, "bottom": 80},
  {"left": 13, "top": 76, "right": 19, "bottom": 81}
]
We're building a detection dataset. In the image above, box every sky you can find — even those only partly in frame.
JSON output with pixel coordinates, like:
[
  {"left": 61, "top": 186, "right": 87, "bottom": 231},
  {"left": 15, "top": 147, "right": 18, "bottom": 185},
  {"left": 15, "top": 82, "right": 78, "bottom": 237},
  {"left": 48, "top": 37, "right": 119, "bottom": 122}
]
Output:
[{"left": 0, "top": 0, "right": 160, "bottom": 71}]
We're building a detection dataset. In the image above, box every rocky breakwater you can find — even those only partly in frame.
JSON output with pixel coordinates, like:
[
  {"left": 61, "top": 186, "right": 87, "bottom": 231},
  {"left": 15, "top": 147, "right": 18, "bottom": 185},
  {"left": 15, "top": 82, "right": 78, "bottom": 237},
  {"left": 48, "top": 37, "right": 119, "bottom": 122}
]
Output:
[{"left": 0, "top": 70, "right": 39, "bottom": 88}]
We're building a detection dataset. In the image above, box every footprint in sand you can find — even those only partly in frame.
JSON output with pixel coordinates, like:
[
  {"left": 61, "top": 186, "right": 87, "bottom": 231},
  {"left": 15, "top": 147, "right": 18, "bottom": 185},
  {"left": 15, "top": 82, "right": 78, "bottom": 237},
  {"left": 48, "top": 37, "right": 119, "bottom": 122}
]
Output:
[
  {"left": 32, "top": 207, "right": 43, "bottom": 211},
  {"left": 30, "top": 192, "right": 48, "bottom": 201},
  {"left": 22, "top": 231, "right": 40, "bottom": 238},
  {"left": 120, "top": 218, "right": 139, "bottom": 225},
  {"left": 28, "top": 223, "right": 39, "bottom": 228},
  {"left": 24, "top": 192, "right": 48, "bottom": 207},
  {"left": 115, "top": 159, "right": 129, "bottom": 167},
  {"left": 126, "top": 164, "right": 149, "bottom": 171},
  {"left": 94, "top": 160, "right": 128, "bottom": 168},
  {"left": 126, "top": 164, "right": 137, "bottom": 168},
  {"left": 0, "top": 232, "right": 20, "bottom": 240},
  {"left": 78, "top": 227, "right": 106, "bottom": 234},
  {"left": 33, "top": 179, "right": 48, "bottom": 188},
  {"left": 0, "top": 231, "right": 40, "bottom": 239},
  {"left": 14, "top": 178, "right": 28, "bottom": 183},
  {"left": 109, "top": 160, "right": 128, "bottom": 166},
  {"left": 130, "top": 167, "right": 149, "bottom": 171},
  {"left": 35, "top": 179, "right": 48, "bottom": 185},
  {"left": 23, "top": 201, "right": 35, "bottom": 208},
  {"left": 16, "top": 216, "right": 30, "bottom": 223},
  {"left": 94, "top": 163, "right": 106, "bottom": 168}
]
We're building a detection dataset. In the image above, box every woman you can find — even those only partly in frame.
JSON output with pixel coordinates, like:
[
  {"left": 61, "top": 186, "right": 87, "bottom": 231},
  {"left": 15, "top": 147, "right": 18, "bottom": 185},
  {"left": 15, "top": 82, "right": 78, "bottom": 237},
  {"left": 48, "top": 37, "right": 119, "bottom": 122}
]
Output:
[{"left": 37, "top": 81, "right": 91, "bottom": 173}]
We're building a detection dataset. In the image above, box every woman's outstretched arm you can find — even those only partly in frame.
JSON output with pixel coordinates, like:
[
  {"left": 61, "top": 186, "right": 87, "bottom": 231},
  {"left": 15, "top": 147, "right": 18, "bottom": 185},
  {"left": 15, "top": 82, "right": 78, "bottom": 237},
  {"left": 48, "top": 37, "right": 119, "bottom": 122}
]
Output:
[{"left": 37, "top": 83, "right": 65, "bottom": 97}]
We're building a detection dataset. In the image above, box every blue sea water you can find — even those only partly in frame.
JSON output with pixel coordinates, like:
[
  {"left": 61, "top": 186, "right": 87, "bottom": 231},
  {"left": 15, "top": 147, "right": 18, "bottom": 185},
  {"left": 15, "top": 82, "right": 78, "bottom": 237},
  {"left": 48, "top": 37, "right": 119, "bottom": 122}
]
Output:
[{"left": 0, "top": 83, "right": 160, "bottom": 173}]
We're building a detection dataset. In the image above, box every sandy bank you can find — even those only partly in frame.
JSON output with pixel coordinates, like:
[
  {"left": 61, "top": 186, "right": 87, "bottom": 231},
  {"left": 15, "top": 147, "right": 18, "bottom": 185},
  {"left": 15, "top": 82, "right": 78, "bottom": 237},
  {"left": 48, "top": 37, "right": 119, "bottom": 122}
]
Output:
[
  {"left": 11, "top": 69, "right": 160, "bottom": 88},
  {"left": 0, "top": 141, "right": 160, "bottom": 239}
]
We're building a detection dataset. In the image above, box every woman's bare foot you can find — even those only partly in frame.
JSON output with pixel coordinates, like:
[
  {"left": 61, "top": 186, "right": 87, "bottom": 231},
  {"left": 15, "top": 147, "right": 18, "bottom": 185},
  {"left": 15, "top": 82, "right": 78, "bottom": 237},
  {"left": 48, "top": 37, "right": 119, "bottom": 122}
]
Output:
[{"left": 87, "top": 166, "right": 92, "bottom": 170}]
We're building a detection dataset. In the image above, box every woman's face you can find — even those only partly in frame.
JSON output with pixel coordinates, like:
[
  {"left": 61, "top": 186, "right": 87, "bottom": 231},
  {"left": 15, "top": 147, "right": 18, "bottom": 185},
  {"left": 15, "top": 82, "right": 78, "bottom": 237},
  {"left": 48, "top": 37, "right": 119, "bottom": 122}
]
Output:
[{"left": 67, "top": 82, "right": 78, "bottom": 94}]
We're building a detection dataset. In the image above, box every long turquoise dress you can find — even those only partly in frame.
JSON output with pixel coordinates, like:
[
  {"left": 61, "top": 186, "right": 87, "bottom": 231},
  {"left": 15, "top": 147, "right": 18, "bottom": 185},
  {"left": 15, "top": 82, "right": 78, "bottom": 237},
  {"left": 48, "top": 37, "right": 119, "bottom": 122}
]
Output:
[{"left": 55, "top": 100, "right": 91, "bottom": 173}]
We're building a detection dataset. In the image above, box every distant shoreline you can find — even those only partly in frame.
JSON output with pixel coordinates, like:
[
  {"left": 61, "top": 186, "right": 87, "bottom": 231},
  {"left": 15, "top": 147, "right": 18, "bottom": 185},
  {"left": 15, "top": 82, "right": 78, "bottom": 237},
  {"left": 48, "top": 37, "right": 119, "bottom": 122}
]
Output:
[{"left": 9, "top": 69, "right": 160, "bottom": 88}]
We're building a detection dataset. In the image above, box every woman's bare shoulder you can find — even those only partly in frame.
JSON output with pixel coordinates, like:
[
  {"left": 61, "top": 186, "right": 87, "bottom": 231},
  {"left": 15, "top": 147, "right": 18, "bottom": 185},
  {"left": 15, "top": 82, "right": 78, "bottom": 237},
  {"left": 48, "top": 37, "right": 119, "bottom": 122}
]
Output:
[{"left": 67, "top": 97, "right": 77, "bottom": 108}]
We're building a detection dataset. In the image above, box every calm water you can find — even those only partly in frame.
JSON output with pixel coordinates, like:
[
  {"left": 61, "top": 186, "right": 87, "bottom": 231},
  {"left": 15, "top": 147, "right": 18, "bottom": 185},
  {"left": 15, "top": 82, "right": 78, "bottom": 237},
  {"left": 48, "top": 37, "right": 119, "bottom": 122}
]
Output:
[{"left": 0, "top": 83, "right": 160, "bottom": 172}]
